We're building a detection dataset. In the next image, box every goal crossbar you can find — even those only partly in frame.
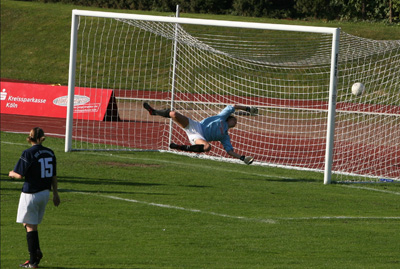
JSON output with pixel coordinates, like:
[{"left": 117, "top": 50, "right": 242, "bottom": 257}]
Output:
[{"left": 71, "top": 9, "right": 339, "bottom": 34}]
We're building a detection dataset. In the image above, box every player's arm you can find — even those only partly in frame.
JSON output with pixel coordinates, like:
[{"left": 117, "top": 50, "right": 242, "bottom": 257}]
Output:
[
  {"left": 227, "top": 150, "right": 242, "bottom": 159},
  {"left": 52, "top": 175, "right": 60, "bottom": 207},
  {"left": 227, "top": 150, "right": 254, "bottom": 165},
  {"left": 9, "top": 170, "right": 22, "bottom": 179},
  {"left": 232, "top": 104, "right": 258, "bottom": 115}
]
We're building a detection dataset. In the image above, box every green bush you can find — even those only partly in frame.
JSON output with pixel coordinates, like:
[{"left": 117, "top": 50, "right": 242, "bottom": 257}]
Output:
[{"left": 22, "top": 0, "right": 400, "bottom": 22}]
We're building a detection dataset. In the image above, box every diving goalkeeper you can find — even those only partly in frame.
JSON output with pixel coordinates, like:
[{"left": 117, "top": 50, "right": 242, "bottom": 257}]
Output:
[{"left": 143, "top": 103, "right": 257, "bottom": 165}]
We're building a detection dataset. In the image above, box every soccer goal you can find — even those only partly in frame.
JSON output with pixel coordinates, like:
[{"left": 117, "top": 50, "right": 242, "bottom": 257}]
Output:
[{"left": 65, "top": 9, "right": 400, "bottom": 184}]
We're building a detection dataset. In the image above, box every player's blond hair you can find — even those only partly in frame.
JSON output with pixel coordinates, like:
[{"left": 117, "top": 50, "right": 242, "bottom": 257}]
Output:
[{"left": 27, "top": 127, "right": 46, "bottom": 144}]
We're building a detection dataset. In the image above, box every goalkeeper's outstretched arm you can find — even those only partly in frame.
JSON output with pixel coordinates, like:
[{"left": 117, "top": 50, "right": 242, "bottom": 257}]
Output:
[
  {"left": 232, "top": 104, "right": 258, "bottom": 116},
  {"left": 227, "top": 150, "right": 254, "bottom": 165}
]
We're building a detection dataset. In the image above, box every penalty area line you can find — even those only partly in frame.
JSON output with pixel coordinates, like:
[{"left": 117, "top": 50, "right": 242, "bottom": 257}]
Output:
[
  {"left": 66, "top": 190, "right": 276, "bottom": 224},
  {"left": 65, "top": 189, "right": 400, "bottom": 224}
]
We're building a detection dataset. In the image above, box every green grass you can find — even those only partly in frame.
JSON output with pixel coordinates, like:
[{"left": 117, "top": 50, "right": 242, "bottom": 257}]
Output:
[{"left": 1, "top": 131, "right": 400, "bottom": 268}]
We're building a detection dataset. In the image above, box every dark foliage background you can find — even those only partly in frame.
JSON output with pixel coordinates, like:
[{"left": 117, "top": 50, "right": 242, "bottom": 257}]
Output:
[{"left": 31, "top": 0, "right": 400, "bottom": 22}]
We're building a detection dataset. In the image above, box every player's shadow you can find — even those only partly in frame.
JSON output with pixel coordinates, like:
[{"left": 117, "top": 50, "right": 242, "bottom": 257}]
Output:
[
  {"left": 60, "top": 175, "right": 166, "bottom": 187},
  {"left": 272, "top": 178, "right": 320, "bottom": 183},
  {"left": 59, "top": 188, "right": 172, "bottom": 196},
  {"left": 239, "top": 177, "right": 319, "bottom": 183},
  {"left": 42, "top": 267, "right": 142, "bottom": 269}
]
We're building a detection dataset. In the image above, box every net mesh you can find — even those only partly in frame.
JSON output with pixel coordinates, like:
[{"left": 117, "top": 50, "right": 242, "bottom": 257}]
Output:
[{"left": 69, "top": 15, "right": 400, "bottom": 182}]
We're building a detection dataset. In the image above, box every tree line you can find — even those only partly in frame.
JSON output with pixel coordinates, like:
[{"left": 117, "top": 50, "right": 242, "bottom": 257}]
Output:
[{"left": 36, "top": 0, "right": 400, "bottom": 22}]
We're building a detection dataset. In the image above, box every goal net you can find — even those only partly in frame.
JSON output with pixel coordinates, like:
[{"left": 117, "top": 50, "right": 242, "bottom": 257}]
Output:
[{"left": 65, "top": 10, "right": 400, "bottom": 183}]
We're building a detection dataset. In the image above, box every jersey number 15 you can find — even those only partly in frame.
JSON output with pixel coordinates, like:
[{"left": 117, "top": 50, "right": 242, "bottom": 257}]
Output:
[{"left": 38, "top": 157, "right": 54, "bottom": 178}]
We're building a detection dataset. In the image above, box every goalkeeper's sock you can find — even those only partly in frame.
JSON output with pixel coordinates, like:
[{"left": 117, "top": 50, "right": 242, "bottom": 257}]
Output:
[
  {"left": 143, "top": 103, "right": 170, "bottom": 118},
  {"left": 170, "top": 143, "right": 204, "bottom": 152},
  {"left": 154, "top": 108, "right": 171, "bottom": 118}
]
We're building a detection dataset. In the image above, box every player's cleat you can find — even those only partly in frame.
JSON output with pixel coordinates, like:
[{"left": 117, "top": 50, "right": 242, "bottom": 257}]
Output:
[
  {"left": 19, "top": 261, "right": 38, "bottom": 268},
  {"left": 143, "top": 102, "right": 156, "bottom": 115}
]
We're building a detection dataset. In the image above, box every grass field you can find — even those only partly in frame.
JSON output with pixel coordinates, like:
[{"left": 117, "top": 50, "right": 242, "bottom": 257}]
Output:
[{"left": 1, "top": 131, "right": 400, "bottom": 268}]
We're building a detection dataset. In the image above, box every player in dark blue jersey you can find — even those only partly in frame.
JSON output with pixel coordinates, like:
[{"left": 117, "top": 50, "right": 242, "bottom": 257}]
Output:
[
  {"left": 143, "top": 103, "right": 257, "bottom": 165},
  {"left": 9, "top": 127, "right": 60, "bottom": 268}
]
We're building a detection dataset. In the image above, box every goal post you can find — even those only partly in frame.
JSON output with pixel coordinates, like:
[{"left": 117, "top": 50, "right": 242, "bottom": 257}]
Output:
[
  {"left": 325, "top": 29, "right": 340, "bottom": 184},
  {"left": 65, "top": 9, "right": 399, "bottom": 184},
  {"left": 65, "top": 11, "right": 79, "bottom": 154}
]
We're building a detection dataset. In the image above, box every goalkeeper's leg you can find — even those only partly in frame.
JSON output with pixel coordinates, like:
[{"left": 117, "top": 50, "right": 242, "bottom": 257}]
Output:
[
  {"left": 170, "top": 139, "right": 211, "bottom": 153},
  {"left": 143, "top": 102, "right": 171, "bottom": 118},
  {"left": 143, "top": 103, "right": 190, "bottom": 129},
  {"left": 170, "top": 143, "right": 205, "bottom": 152}
]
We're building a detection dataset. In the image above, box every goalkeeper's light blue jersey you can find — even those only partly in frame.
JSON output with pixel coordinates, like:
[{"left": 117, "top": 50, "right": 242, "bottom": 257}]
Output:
[{"left": 200, "top": 105, "right": 235, "bottom": 153}]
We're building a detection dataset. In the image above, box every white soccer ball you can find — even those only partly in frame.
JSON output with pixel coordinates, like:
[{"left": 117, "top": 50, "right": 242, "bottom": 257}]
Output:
[{"left": 351, "top": 82, "right": 365, "bottom": 96}]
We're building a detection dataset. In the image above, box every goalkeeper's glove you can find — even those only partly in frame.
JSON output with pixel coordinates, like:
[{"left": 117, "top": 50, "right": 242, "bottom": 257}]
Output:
[
  {"left": 246, "top": 106, "right": 258, "bottom": 116},
  {"left": 240, "top": 155, "right": 254, "bottom": 165}
]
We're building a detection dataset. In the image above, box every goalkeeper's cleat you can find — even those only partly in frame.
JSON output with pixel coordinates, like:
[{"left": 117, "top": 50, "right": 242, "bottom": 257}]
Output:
[{"left": 143, "top": 102, "right": 156, "bottom": 115}]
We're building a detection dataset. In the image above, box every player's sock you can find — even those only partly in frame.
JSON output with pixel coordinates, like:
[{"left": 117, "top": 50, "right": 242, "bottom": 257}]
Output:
[
  {"left": 143, "top": 103, "right": 171, "bottom": 118},
  {"left": 154, "top": 108, "right": 171, "bottom": 118},
  {"left": 170, "top": 143, "right": 204, "bottom": 152},
  {"left": 26, "top": 231, "right": 40, "bottom": 264}
]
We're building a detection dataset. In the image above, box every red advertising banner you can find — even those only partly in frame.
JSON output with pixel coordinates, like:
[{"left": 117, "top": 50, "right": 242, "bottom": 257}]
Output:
[{"left": 0, "top": 81, "right": 118, "bottom": 121}]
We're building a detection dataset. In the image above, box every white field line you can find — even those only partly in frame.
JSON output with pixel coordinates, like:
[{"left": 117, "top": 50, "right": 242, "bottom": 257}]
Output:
[
  {"left": 1, "top": 141, "right": 29, "bottom": 146},
  {"left": 77, "top": 191, "right": 276, "bottom": 224},
  {"left": 338, "top": 184, "right": 400, "bottom": 195},
  {"left": 4, "top": 181, "right": 400, "bottom": 224},
  {"left": 66, "top": 190, "right": 400, "bottom": 223}
]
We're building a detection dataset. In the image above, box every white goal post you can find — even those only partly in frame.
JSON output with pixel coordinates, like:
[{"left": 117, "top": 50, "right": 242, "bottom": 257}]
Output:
[{"left": 65, "top": 9, "right": 400, "bottom": 184}]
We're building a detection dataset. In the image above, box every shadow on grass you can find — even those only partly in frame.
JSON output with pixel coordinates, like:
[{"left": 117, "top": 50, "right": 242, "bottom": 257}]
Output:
[
  {"left": 60, "top": 188, "right": 174, "bottom": 196},
  {"left": 238, "top": 176, "right": 320, "bottom": 183},
  {"left": 59, "top": 176, "right": 211, "bottom": 190},
  {"left": 272, "top": 178, "right": 320, "bottom": 183},
  {"left": 60, "top": 175, "right": 166, "bottom": 187},
  {"left": 40, "top": 265, "right": 142, "bottom": 269}
]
